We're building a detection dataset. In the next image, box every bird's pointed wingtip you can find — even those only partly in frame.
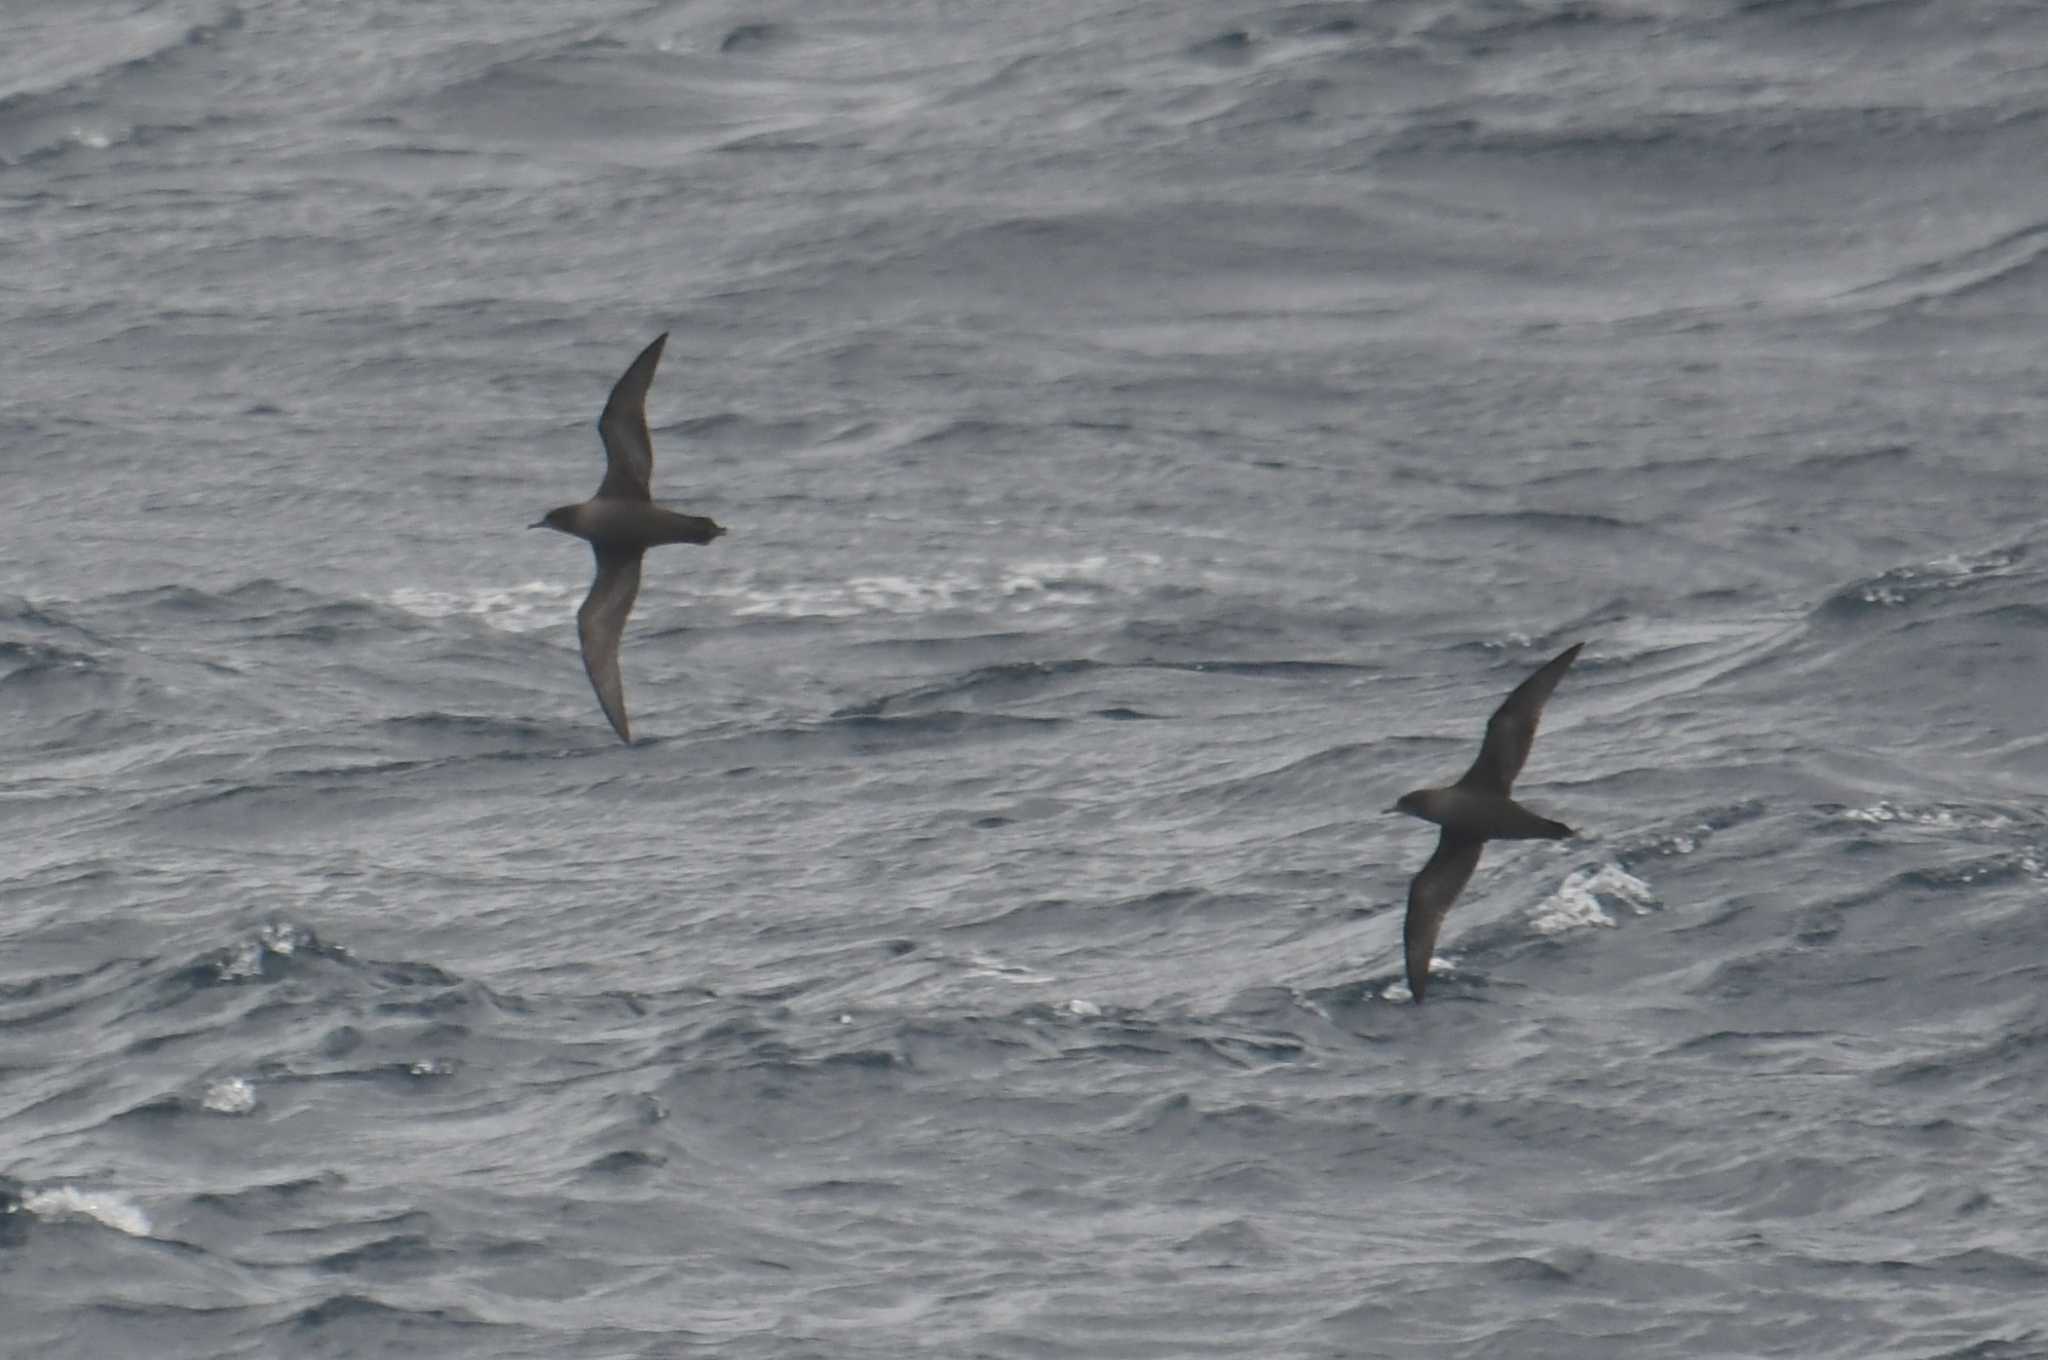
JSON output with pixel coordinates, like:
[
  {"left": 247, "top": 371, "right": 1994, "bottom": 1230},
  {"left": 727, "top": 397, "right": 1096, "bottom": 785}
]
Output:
[
  {"left": 620, "top": 332, "right": 668, "bottom": 375},
  {"left": 634, "top": 332, "right": 669, "bottom": 371}
]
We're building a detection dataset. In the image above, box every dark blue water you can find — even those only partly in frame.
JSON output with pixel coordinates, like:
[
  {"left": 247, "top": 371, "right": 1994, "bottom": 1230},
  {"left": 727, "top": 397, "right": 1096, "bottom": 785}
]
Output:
[{"left": 6, "top": 1, "right": 2048, "bottom": 1355}]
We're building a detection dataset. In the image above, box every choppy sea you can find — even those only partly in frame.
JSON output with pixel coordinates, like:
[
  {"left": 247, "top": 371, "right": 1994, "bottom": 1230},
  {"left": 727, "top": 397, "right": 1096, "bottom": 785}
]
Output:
[{"left": 6, "top": 0, "right": 2048, "bottom": 1355}]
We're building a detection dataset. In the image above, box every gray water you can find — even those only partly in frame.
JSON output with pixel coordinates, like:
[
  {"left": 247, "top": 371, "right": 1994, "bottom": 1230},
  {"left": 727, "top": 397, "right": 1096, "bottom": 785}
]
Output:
[{"left": 5, "top": 1, "right": 2048, "bottom": 1355}]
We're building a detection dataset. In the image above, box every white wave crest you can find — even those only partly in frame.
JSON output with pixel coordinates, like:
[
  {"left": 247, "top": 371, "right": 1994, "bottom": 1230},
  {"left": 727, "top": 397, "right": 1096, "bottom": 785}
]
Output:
[
  {"left": 1854, "top": 546, "right": 2024, "bottom": 607},
  {"left": 23, "top": 1187, "right": 152, "bottom": 1237},
  {"left": 729, "top": 553, "right": 1163, "bottom": 620},
  {"left": 1838, "top": 801, "right": 2013, "bottom": 831},
  {"left": 203, "top": 1077, "right": 257, "bottom": 1115},
  {"left": 1531, "top": 864, "right": 1658, "bottom": 935},
  {"left": 388, "top": 582, "right": 582, "bottom": 633}
]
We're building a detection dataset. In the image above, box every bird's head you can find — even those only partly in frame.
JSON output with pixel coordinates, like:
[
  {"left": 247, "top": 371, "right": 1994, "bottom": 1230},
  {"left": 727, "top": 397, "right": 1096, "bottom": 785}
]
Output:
[
  {"left": 1389, "top": 788, "right": 1431, "bottom": 820},
  {"left": 529, "top": 505, "right": 578, "bottom": 534}
]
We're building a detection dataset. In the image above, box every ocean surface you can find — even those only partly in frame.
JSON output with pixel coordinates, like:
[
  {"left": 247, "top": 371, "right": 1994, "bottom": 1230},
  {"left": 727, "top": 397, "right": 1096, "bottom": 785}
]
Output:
[{"left": 5, "top": 0, "right": 2048, "bottom": 1355}]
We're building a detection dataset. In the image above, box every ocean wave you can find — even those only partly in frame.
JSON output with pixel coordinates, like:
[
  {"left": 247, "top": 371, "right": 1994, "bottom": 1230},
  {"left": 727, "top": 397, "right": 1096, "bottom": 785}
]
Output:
[
  {"left": 387, "top": 582, "right": 580, "bottom": 634},
  {"left": 188, "top": 1173, "right": 344, "bottom": 1219},
  {"left": 290, "top": 1293, "right": 492, "bottom": 1336},
  {"left": 1827, "top": 800, "right": 2027, "bottom": 833},
  {"left": 1827, "top": 221, "right": 2048, "bottom": 318},
  {"left": 0, "top": 596, "right": 113, "bottom": 648},
  {"left": 856, "top": 634, "right": 1169, "bottom": 713},
  {"left": 1895, "top": 853, "right": 2047, "bottom": 892},
  {"left": 94, "top": 578, "right": 414, "bottom": 634},
  {"left": 0, "top": 639, "right": 105, "bottom": 684},
  {"left": 1617, "top": 799, "right": 1768, "bottom": 860},
  {"left": 369, "top": 712, "right": 571, "bottom": 747},
  {"left": 727, "top": 553, "right": 1164, "bottom": 621},
  {"left": 20, "top": 1185, "right": 152, "bottom": 1237},
  {"left": 1173, "top": 741, "right": 1380, "bottom": 818},
  {"left": 158, "top": 920, "right": 460, "bottom": 1005},
  {"left": 201, "top": 1076, "right": 257, "bottom": 1115},
  {"left": 1529, "top": 861, "right": 1658, "bottom": 934},
  {"left": 832, "top": 658, "right": 1108, "bottom": 718},
  {"left": 1817, "top": 545, "right": 2029, "bottom": 617},
  {"left": 0, "top": 5, "right": 243, "bottom": 166},
  {"left": 821, "top": 709, "right": 1067, "bottom": 754},
  {"left": 1, "top": 5, "right": 240, "bottom": 104},
  {"left": 399, "top": 18, "right": 899, "bottom": 162},
  {"left": 1442, "top": 508, "right": 1639, "bottom": 534}
]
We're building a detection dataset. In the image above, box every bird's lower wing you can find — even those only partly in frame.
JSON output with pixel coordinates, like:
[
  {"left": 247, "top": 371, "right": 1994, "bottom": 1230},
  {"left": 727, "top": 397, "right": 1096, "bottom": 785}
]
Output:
[
  {"left": 577, "top": 548, "right": 644, "bottom": 743},
  {"left": 1404, "top": 831, "right": 1485, "bottom": 1003}
]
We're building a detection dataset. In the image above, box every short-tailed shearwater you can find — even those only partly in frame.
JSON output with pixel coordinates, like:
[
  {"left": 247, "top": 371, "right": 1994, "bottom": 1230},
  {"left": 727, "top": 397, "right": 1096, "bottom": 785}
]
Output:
[
  {"left": 1391, "top": 642, "right": 1584, "bottom": 1003},
  {"left": 532, "top": 333, "right": 724, "bottom": 743}
]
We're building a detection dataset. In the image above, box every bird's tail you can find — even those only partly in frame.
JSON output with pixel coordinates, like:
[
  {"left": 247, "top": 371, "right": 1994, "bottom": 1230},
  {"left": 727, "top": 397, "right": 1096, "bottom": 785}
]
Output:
[
  {"left": 658, "top": 510, "right": 725, "bottom": 545},
  {"left": 1494, "top": 799, "right": 1575, "bottom": 840}
]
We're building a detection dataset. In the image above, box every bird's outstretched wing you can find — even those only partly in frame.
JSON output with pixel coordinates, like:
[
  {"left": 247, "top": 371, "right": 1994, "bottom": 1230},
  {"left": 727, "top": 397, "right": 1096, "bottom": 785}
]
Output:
[
  {"left": 577, "top": 547, "right": 644, "bottom": 743},
  {"left": 1404, "top": 830, "right": 1486, "bottom": 1004},
  {"left": 595, "top": 333, "right": 667, "bottom": 502},
  {"left": 1458, "top": 641, "right": 1583, "bottom": 795}
]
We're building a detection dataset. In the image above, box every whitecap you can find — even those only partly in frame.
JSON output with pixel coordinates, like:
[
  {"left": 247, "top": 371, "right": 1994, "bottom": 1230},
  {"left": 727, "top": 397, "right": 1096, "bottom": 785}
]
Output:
[
  {"left": 213, "top": 938, "right": 266, "bottom": 981},
  {"left": 259, "top": 920, "right": 314, "bottom": 955},
  {"left": 730, "top": 573, "right": 972, "bottom": 619},
  {"left": 727, "top": 553, "right": 1163, "bottom": 621},
  {"left": 388, "top": 582, "right": 581, "bottom": 633},
  {"left": 1852, "top": 546, "right": 2024, "bottom": 608},
  {"left": 23, "top": 1187, "right": 152, "bottom": 1237},
  {"left": 212, "top": 919, "right": 326, "bottom": 982},
  {"left": 1530, "top": 864, "right": 1658, "bottom": 935},
  {"left": 963, "top": 952, "right": 1055, "bottom": 985},
  {"left": 1380, "top": 954, "right": 1451, "bottom": 1004},
  {"left": 203, "top": 1077, "right": 257, "bottom": 1115},
  {"left": 1838, "top": 801, "right": 2011, "bottom": 831}
]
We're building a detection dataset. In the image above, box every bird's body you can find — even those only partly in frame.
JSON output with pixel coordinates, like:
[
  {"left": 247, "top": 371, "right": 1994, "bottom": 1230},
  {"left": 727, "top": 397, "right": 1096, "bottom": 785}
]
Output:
[
  {"left": 544, "top": 498, "right": 723, "bottom": 549},
  {"left": 1391, "top": 642, "right": 1584, "bottom": 1003},
  {"left": 532, "top": 333, "right": 725, "bottom": 743},
  {"left": 1393, "top": 784, "right": 1572, "bottom": 842}
]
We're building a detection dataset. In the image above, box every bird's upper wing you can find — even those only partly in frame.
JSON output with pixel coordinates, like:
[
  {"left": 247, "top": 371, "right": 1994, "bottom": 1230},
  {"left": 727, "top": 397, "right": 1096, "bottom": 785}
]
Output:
[
  {"left": 1457, "top": 641, "right": 1584, "bottom": 795},
  {"left": 1403, "top": 830, "right": 1485, "bottom": 1004},
  {"left": 577, "top": 547, "right": 644, "bottom": 743},
  {"left": 595, "top": 333, "right": 667, "bottom": 502}
]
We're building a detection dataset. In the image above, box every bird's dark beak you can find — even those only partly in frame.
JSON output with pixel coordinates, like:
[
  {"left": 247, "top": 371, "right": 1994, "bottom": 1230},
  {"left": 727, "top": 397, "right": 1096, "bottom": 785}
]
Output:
[
  {"left": 1385, "top": 803, "right": 1403, "bottom": 815},
  {"left": 528, "top": 520, "right": 546, "bottom": 530}
]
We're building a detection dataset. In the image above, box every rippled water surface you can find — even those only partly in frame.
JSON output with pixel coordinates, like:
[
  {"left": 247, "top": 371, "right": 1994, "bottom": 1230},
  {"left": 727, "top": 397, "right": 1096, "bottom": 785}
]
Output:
[{"left": 5, "top": 1, "right": 2048, "bottom": 1355}]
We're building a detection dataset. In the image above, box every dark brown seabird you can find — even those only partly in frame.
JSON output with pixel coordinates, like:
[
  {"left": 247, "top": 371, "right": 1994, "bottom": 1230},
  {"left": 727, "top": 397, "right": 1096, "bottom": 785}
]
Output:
[
  {"left": 532, "top": 333, "right": 724, "bottom": 743},
  {"left": 1390, "top": 642, "right": 1584, "bottom": 1003}
]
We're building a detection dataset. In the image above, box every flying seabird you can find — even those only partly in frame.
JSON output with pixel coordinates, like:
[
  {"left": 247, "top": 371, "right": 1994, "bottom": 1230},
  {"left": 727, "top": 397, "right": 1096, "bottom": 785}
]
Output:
[
  {"left": 532, "top": 333, "right": 724, "bottom": 743},
  {"left": 1390, "top": 642, "right": 1584, "bottom": 1003}
]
